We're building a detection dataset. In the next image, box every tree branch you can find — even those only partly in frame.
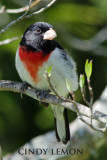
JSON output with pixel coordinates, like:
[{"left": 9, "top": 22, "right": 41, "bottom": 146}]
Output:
[
  {"left": 45, "top": 71, "right": 106, "bottom": 133},
  {"left": 0, "top": 0, "right": 41, "bottom": 14},
  {"left": 25, "top": 0, "right": 57, "bottom": 19},
  {"left": 59, "top": 26, "right": 107, "bottom": 57},
  {"left": 0, "top": 80, "right": 107, "bottom": 128},
  {"left": 0, "top": 0, "right": 57, "bottom": 34},
  {"left": 0, "top": 36, "right": 22, "bottom": 45},
  {"left": 0, "top": 0, "right": 32, "bottom": 34},
  {"left": 3, "top": 85, "right": 107, "bottom": 160}
]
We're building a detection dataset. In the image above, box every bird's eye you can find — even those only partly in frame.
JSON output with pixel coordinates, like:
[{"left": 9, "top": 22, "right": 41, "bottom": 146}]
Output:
[{"left": 35, "top": 28, "right": 41, "bottom": 33}]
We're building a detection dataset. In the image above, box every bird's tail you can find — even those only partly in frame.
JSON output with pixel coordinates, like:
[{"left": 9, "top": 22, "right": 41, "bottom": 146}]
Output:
[{"left": 51, "top": 105, "right": 70, "bottom": 144}]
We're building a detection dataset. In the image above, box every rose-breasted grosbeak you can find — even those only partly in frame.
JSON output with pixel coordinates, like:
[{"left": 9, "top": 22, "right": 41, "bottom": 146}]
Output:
[{"left": 15, "top": 22, "right": 78, "bottom": 144}]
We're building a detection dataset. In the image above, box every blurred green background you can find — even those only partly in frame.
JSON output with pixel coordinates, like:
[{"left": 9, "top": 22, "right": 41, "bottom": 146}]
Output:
[{"left": 0, "top": 0, "right": 107, "bottom": 159}]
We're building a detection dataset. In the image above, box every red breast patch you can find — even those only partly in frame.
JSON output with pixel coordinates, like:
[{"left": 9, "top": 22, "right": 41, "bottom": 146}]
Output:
[{"left": 19, "top": 45, "right": 51, "bottom": 83}]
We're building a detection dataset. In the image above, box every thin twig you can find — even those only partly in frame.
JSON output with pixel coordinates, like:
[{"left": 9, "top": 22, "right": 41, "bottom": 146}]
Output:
[
  {"left": 25, "top": 0, "right": 57, "bottom": 18},
  {"left": 0, "top": 0, "right": 41, "bottom": 14},
  {"left": 87, "top": 78, "right": 94, "bottom": 106},
  {"left": 0, "top": 0, "right": 57, "bottom": 34},
  {"left": 81, "top": 87, "right": 90, "bottom": 106},
  {"left": 0, "top": 36, "right": 22, "bottom": 45},
  {"left": 70, "top": 91, "right": 75, "bottom": 101},
  {"left": 45, "top": 72, "right": 81, "bottom": 115},
  {"left": 45, "top": 72, "right": 64, "bottom": 100},
  {"left": 87, "top": 77, "right": 94, "bottom": 126},
  {"left": 0, "top": 0, "right": 32, "bottom": 34},
  {"left": 45, "top": 72, "right": 105, "bottom": 133},
  {"left": 59, "top": 26, "right": 107, "bottom": 57},
  {"left": 79, "top": 116, "right": 105, "bottom": 133}
]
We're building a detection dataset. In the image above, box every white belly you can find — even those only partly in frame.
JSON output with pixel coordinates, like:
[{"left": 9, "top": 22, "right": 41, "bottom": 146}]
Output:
[{"left": 15, "top": 47, "right": 78, "bottom": 97}]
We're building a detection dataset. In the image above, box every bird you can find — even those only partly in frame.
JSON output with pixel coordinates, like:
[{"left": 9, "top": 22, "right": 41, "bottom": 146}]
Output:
[{"left": 15, "top": 22, "right": 78, "bottom": 144}]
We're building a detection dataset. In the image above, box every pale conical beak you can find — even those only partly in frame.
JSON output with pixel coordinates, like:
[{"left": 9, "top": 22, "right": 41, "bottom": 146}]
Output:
[{"left": 43, "top": 28, "right": 57, "bottom": 40}]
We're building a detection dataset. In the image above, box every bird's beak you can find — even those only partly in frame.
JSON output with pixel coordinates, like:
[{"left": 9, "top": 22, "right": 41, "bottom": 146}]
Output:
[{"left": 43, "top": 28, "right": 57, "bottom": 40}]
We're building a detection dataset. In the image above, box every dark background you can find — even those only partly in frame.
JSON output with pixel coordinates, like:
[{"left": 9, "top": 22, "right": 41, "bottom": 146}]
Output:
[{"left": 0, "top": 0, "right": 107, "bottom": 159}]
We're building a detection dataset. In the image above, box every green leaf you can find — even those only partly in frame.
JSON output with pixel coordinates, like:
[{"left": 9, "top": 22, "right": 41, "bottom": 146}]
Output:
[
  {"left": 79, "top": 74, "right": 85, "bottom": 89},
  {"left": 85, "top": 59, "right": 92, "bottom": 79},
  {"left": 65, "top": 78, "right": 72, "bottom": 92},
  {"left": 45, "top": 65, "right": 52, "bottom": 77}
]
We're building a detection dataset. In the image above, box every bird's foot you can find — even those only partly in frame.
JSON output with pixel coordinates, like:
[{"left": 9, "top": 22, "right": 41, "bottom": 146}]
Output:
[
  {"left": 36, "top": 89, "right": 50, "bottom": 100},
  {"left": 20, "top": 82, "right": 30, "bottom": 99},
  {"left": 36, "top": 90, "right": 50, "bottom": 107}
]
